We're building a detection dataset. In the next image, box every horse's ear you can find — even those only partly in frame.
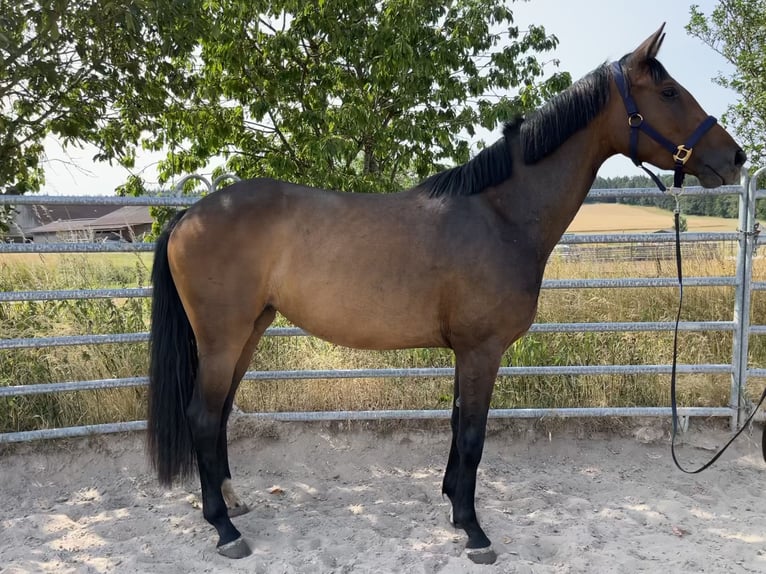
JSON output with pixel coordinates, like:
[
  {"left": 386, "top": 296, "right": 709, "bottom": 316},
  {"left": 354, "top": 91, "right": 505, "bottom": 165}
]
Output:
[{"left": 628, "top": 23, "right": 666, "bottom": 65}]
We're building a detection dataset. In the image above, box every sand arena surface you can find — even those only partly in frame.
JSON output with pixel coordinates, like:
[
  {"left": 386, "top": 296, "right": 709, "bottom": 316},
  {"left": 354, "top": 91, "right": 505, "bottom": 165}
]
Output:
[{"left": 1, "top": 420, "right": 765, "bottom": 573}]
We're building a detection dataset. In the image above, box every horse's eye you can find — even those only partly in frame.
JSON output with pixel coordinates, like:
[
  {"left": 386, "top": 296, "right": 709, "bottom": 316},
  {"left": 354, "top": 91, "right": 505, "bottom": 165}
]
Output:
[{"left": 661, "top": 86, "right": 679, "bottom": 100}]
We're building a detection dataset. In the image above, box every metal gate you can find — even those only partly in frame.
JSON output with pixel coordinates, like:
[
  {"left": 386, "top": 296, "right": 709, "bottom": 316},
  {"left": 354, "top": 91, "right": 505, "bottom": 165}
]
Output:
[{"left": 1, "top": 171, "right": 764, "bottom": 444}]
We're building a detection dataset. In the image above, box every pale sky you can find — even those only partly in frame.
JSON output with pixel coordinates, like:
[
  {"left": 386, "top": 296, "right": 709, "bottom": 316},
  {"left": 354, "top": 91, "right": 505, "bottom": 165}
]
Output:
[{"left": 39, "top": 0, "right": 736, "bottom": 196}]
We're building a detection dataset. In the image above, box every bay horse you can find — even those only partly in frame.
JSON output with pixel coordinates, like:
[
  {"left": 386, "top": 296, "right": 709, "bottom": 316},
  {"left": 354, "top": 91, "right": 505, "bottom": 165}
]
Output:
[{"left": 147, "top": 25, "right": 745, "bottom": 564}]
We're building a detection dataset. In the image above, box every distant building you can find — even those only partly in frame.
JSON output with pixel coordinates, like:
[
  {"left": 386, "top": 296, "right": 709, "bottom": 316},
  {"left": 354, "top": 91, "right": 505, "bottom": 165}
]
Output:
[
  {"left": 7, "top": 204, "right": 153, "bottom": 243},
  {"left": 6, "top": 204, "right": 119, "bottom": 242},
  {"left": 80, "top": 206, "right": 153, "bottom": 242}
]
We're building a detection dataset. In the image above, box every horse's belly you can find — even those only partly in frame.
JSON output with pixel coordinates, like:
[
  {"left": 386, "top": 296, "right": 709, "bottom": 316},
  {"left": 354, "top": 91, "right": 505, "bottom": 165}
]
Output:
[{"left": 275, "top": 288, "right": 445, "bottom": 351}]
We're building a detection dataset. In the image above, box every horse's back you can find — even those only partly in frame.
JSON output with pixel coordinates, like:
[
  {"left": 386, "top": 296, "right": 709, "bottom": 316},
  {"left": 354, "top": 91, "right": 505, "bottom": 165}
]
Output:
[{"left": 166, "top": 179, "right": 445, "bottom": 347}]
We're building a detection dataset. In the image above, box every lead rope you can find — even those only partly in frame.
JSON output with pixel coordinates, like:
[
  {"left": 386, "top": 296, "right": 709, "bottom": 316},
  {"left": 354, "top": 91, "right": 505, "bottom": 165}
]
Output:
[{"left": 667, "top": 188, "right": 766, "bottom": 473}]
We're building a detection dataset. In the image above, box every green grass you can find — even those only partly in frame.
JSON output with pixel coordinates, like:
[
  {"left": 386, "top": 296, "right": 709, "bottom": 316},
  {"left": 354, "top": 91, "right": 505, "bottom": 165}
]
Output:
[{"left": 0, "top": 248, "right": 764, "bottom": 433}]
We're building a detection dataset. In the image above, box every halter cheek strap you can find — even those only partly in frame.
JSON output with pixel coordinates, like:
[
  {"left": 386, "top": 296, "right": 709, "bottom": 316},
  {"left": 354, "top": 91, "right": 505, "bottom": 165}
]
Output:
[{"left": 610, "top": 61, "right": 717, "bottom": 191}]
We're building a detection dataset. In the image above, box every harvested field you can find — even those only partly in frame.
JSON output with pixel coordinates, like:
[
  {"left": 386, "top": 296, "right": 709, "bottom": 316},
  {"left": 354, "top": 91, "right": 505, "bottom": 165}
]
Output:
[{"left": 568, "top": 204, "right": 737, "bottom": 233}]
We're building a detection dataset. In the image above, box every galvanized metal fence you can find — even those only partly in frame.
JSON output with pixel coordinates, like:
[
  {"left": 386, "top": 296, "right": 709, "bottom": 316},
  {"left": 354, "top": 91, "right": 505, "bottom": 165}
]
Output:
[{"left": 1, "top": 172, "right": 764, "bottom": 444}]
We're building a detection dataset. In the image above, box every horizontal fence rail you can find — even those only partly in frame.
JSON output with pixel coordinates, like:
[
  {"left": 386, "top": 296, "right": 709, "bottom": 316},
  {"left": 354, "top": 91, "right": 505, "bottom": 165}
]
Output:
[
  {"left": 0, "top": 231, "right": 742, "bottom": 254},
  {"left": 0, "top": 288, "right": 153, "bottom": 302},
  {"left": 1, "top": 178, "right": 764, "bottom": 443},
  {"left": 0, "top": 184, "right": 749, "bottom": 206},
  {"left": 0, "top": 406, "right": 735, "bottom": 445},
  {"left": 0, "top": 277, "right": 738, "bottom": 303},
  {"left": 0, "top": 364, "right": 735, "bottom": 398},
  {"left": 0, "top": 321, "right": 737, "bottom": 351}
]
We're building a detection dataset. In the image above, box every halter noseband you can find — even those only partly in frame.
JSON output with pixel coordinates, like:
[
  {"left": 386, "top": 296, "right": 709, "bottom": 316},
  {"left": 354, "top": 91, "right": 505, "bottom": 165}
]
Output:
[{"left": 610, "top": 61, "right": 717, "bottom": 191}]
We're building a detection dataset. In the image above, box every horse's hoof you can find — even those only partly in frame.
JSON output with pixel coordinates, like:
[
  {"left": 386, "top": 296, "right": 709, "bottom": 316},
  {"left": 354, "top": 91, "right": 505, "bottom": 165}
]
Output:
[
  {"left": 217, "top": 537, "right": 252, "bottom": 559},
  {"left": 228, "top": 503, "right": 250, "bottom": 518},
  {"left": 465, "top": 546, "right": 497, "bottom": 565}
]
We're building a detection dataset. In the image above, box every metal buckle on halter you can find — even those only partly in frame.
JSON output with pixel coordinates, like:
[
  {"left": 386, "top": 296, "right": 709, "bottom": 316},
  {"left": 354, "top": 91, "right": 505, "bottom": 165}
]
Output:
[
  {"left": 673, "top": 145, "right": 693, "bottom": 164},
  {"left": 628, "top": 113, "right": 643, "bottom": 127}
]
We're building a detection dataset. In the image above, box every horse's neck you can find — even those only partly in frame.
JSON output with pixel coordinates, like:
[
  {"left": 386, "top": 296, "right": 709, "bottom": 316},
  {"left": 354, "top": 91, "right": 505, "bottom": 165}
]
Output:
[{"left": 494, "top": 120, "right": 614, "bottom": 259}]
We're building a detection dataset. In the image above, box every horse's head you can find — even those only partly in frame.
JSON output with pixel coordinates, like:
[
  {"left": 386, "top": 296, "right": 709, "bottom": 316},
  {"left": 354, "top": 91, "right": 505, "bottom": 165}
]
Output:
[{"left": 608, "top": 24, "right": 746, "bottom": 187}]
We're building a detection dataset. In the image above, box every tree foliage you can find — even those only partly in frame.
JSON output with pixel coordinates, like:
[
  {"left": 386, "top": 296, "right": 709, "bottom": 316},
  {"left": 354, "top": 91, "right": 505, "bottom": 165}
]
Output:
[
  {"left": 117, "top": 0, "right": 569, "bottom": 196},
  {"left": 687, "top": 1, "right": 766, "bottom": 168},
  {"left": 0, "top": 0, "right": 203, "bottom": 230},
  {"left": 3, "top": 0, "right": 568, "bottom": 236}
]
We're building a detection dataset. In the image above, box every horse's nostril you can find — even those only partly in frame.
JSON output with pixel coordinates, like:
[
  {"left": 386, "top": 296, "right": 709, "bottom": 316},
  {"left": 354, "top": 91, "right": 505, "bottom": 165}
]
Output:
[{"left": 735, "top": 148, "right": 747, "bottom": 167}]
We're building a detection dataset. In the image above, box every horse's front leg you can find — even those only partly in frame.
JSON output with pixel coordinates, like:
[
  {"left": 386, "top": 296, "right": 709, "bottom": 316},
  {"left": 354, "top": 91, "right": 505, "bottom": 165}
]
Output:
[
  {"left": 447, "top": 344, "right": 503, "bottom": 564},
  {"left": 442, "top": 365, "right": 460, "bottom": 506}
]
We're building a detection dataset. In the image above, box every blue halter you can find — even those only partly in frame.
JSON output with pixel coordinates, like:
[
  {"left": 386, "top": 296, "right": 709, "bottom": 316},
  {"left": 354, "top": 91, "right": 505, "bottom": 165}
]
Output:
[{"left": 610, "top": 61, "right": 717, "bottom": 191}]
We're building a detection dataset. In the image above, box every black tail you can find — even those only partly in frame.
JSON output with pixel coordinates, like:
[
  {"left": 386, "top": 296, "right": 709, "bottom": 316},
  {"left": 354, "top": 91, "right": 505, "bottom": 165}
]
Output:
[{"left": 146, "top": 210, "right": 197, "bottom": 486}]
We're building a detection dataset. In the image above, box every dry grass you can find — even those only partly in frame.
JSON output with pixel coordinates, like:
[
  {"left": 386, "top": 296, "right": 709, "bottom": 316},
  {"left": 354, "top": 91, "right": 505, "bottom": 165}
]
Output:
[{"left": 1, "top": 237, "right": 765, "bottom": 433}]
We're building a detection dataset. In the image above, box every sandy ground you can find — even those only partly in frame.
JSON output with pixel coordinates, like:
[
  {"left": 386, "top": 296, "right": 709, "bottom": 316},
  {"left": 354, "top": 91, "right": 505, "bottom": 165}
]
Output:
[{"left": 1, "top": 419, "right": 766, "bottom": 574}]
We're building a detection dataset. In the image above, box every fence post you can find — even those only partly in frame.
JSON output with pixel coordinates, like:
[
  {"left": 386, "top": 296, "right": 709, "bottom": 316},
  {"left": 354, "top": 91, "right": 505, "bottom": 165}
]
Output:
[
  {"left": 731, "top": 171, "right": 751, "bottom": 429},
  {"left": 736, "top": 168, "right": 765, "bottom": 427}
]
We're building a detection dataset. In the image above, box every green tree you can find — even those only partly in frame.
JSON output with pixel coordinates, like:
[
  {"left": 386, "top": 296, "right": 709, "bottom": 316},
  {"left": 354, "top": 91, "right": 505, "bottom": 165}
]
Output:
[
  {"left": 120, "top": 0, "right": 569, "bottom": 196},
  {"left": 687, "top": 1, "right": 766, "bottom": 167},
  {"left": 0, "top": 0, "right": 203, "bottom": 232}
]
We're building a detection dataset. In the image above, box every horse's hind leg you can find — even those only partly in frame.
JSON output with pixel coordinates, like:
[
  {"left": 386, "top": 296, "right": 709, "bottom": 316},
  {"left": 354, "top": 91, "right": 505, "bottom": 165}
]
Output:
[
  {"left": 186, "top": 343, "right": 252, "bottom": 558},
  {"left": 188, "top": 304, "right": 275, "bottom": 558},
  {"left": 448, "top": 344, "right": 503, "bottom": 564},
  {"left": 219, "top": 307, "right": 277, "bottom": 518}
]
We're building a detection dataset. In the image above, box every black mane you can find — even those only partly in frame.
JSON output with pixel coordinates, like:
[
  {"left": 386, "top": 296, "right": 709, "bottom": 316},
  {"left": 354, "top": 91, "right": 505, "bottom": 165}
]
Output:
[
  {"left": 420, "top": 62, "right": 619, "bottom": 197},
  {"left": 420, "top": 57, "right": 669, "bottom": 197},
  {"left": 520, "top": 63, "right": 611, "bottom": 164},
  {"left": 419, "top": 124, "right": 515, "bottom": 198}
]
